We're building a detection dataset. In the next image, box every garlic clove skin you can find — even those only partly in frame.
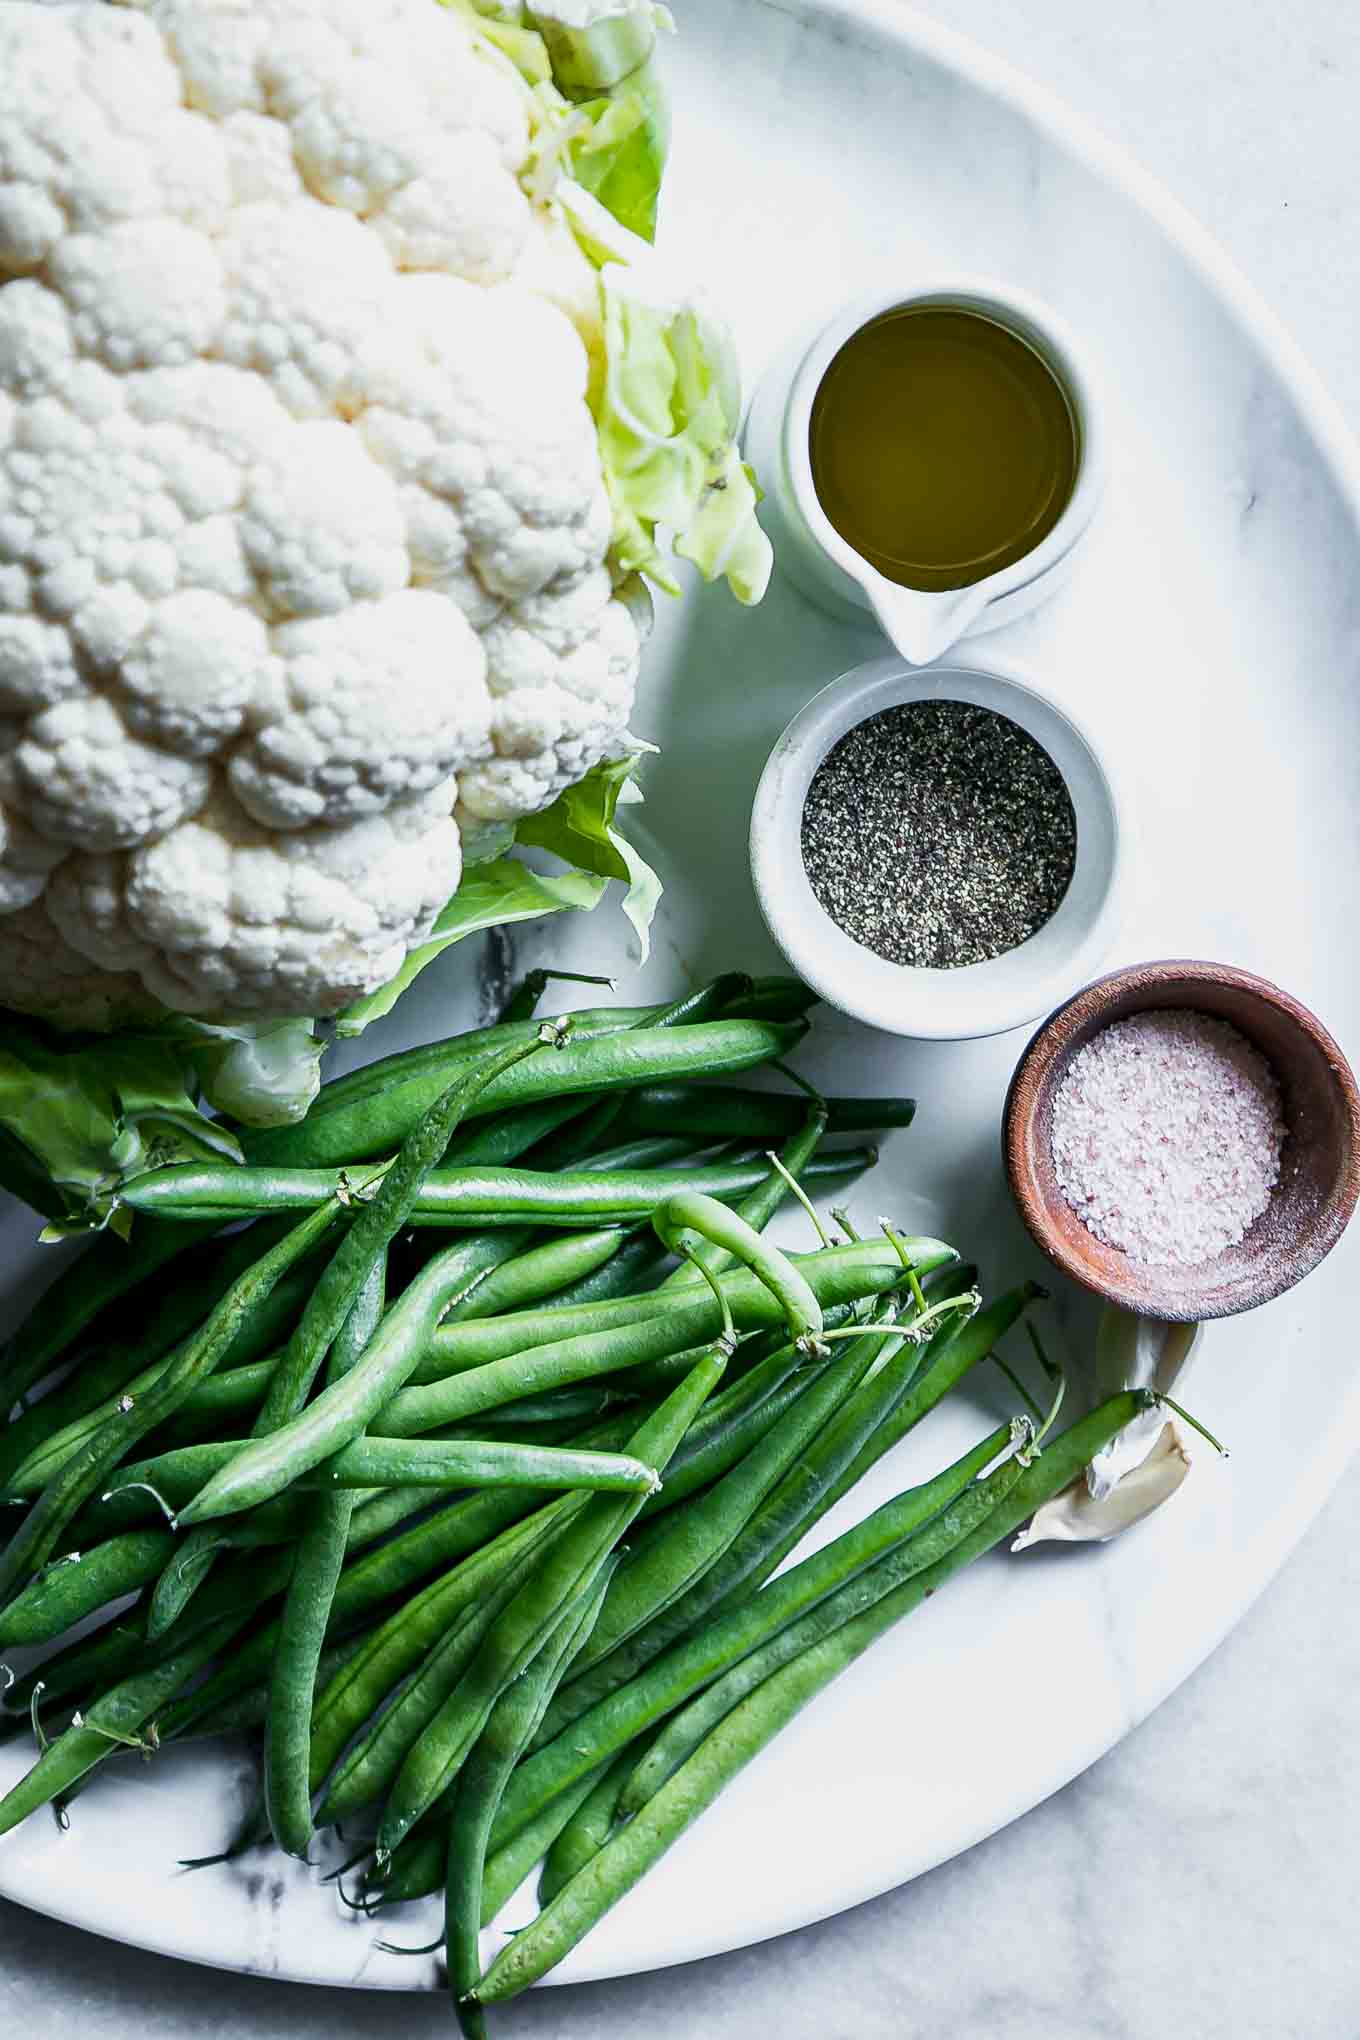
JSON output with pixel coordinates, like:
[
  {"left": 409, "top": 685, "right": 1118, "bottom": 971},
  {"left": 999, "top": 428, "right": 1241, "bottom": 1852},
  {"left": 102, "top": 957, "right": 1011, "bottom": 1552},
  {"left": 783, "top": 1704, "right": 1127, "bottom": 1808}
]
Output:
[
  {"left": 1086, "top": 1307, "right": 1202, "bottom": 1501},
  {"left": 1012, "top": 1421, "right": 1192, "bottom": 1550}
]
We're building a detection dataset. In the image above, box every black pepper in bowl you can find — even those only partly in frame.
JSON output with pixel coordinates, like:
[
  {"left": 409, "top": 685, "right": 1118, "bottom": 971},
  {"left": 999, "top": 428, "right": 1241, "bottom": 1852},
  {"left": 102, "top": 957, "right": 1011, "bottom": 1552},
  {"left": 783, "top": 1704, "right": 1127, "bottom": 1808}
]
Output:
[{"left": 800, "top": 700, "right": 1077, "bottom": 969}]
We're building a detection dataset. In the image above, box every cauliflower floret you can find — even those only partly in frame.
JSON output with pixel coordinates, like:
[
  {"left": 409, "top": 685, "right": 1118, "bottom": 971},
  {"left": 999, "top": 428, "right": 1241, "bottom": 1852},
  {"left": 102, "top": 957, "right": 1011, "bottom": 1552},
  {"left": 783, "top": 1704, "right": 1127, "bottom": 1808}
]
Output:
[
  {"left": 3, "top": 694, "right": 212, "bottom": 852},
  {"left": 0, "top": 280, "right": 76, "bottom": 398},
  {"left": 116, "top": 590, "right": 272, "bottom": 757},
  {"left": 357, "top": 276, "right": 612, "bottom": 606},
  {"left": 215, "top": 199, "right": 395, "bottom": 420},
  {"left": 0, "top": 613, "right": 87, "bottom": 715},
  {"left": 124, "top": 782, "right": 463, "bottom": 1015},
  {"left": 0, "top": 792, "right": 68, "bottom": 913},
  {"left": 231, "top": 590, "right": 492, "bottom": 829},
  {"left": 0, "top": 4, "right": 229, "bottom": 268},
  {"left": 369, "top": 133, "right": 531, "bottom": 282},
  {"left": 459, "top": 569, "right": 642, "bottom": 819},
  {"left": 239, "top": 422, "right": 410, "bottom": 619},
  {"left": 50, "top": 220, "right": 227, "bottom": 373},
  {"left": 0, "top": 899, "right": 162, "bottom": 1028},
  {"left": 220, "top": 113, "right": 307, "bottom": 207},
  {"left": 0, "top": 0, "right": 650, "bottom": 1029}
]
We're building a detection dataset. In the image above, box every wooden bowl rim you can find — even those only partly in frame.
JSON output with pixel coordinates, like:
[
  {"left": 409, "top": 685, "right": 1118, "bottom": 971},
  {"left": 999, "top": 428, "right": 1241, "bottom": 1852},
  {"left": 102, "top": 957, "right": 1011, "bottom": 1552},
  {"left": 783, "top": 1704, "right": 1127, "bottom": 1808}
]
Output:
[{"left": 1003, "top": 958, "right": 1360, "bottom": 1320}]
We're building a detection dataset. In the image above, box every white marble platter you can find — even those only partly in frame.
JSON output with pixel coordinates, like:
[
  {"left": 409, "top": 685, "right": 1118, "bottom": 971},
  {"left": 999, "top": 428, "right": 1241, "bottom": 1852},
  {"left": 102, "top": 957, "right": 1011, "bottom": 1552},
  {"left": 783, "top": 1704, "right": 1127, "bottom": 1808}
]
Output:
[{"left": 2, "top": 0, "right": 1360, "bottom": 1996}]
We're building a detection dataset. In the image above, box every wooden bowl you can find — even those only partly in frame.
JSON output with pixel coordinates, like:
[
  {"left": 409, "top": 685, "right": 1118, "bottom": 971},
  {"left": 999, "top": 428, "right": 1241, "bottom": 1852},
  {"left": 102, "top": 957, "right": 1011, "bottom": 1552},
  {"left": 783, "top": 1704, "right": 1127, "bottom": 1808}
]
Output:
[{"left": 1003, "top": 959, "right": 1360, "bottom": 1320}]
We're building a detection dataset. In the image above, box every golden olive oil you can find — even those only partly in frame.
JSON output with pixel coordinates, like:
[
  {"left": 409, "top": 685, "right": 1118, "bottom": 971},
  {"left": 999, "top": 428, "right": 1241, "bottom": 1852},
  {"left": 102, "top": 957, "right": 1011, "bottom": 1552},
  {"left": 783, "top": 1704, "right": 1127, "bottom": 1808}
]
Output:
[{"left": 808, "top": 305, "right": 1079, "bottom": 592}]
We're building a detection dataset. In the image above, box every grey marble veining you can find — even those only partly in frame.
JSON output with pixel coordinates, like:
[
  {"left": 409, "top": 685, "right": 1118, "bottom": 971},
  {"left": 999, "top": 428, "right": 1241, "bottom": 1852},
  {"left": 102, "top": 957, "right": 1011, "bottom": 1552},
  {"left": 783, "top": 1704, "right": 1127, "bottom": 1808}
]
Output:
[{"left": 3, "top": 0, "right": 1360, "bottom": 2033}]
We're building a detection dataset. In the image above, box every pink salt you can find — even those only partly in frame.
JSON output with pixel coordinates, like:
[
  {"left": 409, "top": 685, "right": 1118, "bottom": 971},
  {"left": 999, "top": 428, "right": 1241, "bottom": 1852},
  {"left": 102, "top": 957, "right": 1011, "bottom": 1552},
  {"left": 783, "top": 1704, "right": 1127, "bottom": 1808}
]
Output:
[{"left": 1049, "top": 1008, "right": 1286, "bottom": 1268}]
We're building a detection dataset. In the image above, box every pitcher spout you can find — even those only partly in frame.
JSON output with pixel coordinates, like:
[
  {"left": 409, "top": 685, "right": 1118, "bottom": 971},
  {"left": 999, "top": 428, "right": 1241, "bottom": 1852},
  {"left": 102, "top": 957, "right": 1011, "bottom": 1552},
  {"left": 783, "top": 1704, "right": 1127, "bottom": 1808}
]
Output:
[{"left": 863, "top": 574, "right": 995, "bottom": 667}]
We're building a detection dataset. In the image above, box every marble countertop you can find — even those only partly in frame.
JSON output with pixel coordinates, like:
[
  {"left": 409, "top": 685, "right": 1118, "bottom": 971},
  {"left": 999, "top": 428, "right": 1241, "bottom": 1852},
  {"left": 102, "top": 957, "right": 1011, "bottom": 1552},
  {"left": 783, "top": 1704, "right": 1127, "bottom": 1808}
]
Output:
[{"left": 4, "top": 3, "right": 1359, "bottom": 2035}]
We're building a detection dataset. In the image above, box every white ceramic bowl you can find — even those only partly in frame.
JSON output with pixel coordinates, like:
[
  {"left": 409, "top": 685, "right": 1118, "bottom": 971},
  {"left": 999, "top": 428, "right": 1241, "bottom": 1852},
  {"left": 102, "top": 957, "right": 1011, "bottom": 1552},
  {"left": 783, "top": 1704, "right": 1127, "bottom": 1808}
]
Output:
[{"left": 749, "top": 653, "right": 1125, "bottom": 1040}]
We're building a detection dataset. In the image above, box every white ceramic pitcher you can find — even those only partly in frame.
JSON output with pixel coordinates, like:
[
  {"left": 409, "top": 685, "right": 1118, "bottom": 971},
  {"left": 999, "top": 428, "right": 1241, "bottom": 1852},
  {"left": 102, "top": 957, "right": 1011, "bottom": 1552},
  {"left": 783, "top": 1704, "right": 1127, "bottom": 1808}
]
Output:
[{"left": 743, "top": 278, "right": 1109, "bottom": 664}]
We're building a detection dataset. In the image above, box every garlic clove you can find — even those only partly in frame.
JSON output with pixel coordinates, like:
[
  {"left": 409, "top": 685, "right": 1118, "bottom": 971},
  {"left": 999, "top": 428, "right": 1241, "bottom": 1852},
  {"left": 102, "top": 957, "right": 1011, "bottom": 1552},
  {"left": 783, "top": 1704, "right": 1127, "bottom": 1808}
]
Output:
[
  {"left": 1012, "top": 1421, "right": 1192, "bottom": 1550},
  {"left": 1086, "top": 1307, "right": 1202, "bottom": 1501}
]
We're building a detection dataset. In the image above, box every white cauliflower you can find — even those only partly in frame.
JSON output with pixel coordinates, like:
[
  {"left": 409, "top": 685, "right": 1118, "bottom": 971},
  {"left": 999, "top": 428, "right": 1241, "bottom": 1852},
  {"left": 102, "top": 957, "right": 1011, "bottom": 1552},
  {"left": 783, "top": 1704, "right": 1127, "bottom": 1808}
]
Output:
[{"left": 0, "top": 0, "right": 655, "bottom": 1021}]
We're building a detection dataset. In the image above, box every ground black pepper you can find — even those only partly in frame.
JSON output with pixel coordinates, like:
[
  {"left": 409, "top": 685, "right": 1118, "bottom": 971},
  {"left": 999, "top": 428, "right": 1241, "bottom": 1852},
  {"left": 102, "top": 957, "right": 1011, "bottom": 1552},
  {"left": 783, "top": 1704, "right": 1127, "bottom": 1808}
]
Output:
[{"left": 800, "top": 700, "right": 1077, "bottom": 968}]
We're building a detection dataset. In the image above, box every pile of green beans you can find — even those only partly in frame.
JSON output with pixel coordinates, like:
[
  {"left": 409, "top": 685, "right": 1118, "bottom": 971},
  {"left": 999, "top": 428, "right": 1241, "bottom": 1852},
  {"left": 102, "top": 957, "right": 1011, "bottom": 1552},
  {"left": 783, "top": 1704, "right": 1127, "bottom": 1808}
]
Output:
[{"left": 0, "top": 972, "right": 1113, "bottom": 2028}]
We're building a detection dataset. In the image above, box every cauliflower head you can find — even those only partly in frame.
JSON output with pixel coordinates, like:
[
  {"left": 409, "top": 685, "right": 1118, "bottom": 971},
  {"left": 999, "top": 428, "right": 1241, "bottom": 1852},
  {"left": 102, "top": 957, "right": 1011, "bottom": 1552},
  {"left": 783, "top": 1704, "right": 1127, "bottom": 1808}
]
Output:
[{"left": 0, "top": 0, "right": 650, "bottom": 1023}]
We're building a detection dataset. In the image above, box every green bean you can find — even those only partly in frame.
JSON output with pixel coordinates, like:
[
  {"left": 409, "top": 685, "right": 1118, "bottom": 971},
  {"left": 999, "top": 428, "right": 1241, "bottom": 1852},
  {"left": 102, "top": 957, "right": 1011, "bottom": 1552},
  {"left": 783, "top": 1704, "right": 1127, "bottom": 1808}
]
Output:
[
  {"left": 391, "top": 1242, "right": 947, "bottom": 1438},
  {"left": 306, "top": 1502, "right": 580, "bottom": 1806},
  {"left": 537, "top": 1744, "right": 641, "bottom": 1907},
  {"left": 472, "top": 1395, "right": 1144, "bottom": 2002},
  {"left": 0, "top": 1613, "right": 240, "bottom": 1839},
  {"left": 439, "top": 1230, "right": 632, "bottom": 1326},
  {"left": 0, "top": 1201, "right": 345, "bottom": 1605},
  {"left": 334, "top": 1439, "right": 660, "bottom": 1494},
  {"left": 489, "top": 1419, "right": 1015, "bottom": 1853},
  {"left": 378, "top": 1346, "right": 729, "bottom": 1859},
  {"left": 0, "top": 1218, "right": 221, "bottom": 1418},
  {"left": 447, "top": 1565, "right": 615, "bottom": 2038},
  {"left": 265, "top": 1255, "right": 388, "bottom": 1857},
  {"left": 412, "top": 1239, "right": 934, "bottom": 1384},
  {"left": 175, "top": 1639, "right": 364, "bottom": 1748},
  {"left": 657, "top": 1108, "right": 826, "bottom": 1289},
  {"left": 0, "top": 1530, "right": 174, "bottom": 1649},
  {"left": 572, "top": 1314, "right": 903, "bottom": 1677},
  {"left": 532, "top": 1283, "right": 1010, "bottom": 1746},
  {"left": 316, "top": 1511, "right": 589, "bottom": 1828},
  {"left": 442, "top": 1029, "right": 706, "bottom": 1177},
  {"left": 615, "top": 1084, "right": 918, "bottom": 1143},
  {"left": 159, "top": 1418, "right": 643, "bottom": 1743},
  {"left": 120, "top": 1150, "right": 869, "bottom": 1228},
  {"left": 718, "top": 977, "right": 819, "bottom": 1022},
  {"left": 171, "top": 1044, "right": 575, "bottom": 1532},
  {"left": 0, "top": 1220, "right": 296, "bottom": 1488},
  {"left": 256, "top": 1008, "right": 651, "bottom": 1133},
  {"left": 653, "top": 1191, "right": 824, "bottom": 1346},
  {"left": 97, "top": 1433, "right": 653, "bottom": 1519},
  {"left": 0, "top": 1611, "right": 149, "bottom": 1726},
  {"left": 478, "top": 1770, "right": 596, "bottom": 1921},
  {"left": 443, "top": 1099, "right": 591, "bottom": 1169},
  {"left": 241, "top": 1019, "right": 805, "bottom": 1172},
  {"left": 528, "top": 1233, "right": 669, "bottom": 1311}
]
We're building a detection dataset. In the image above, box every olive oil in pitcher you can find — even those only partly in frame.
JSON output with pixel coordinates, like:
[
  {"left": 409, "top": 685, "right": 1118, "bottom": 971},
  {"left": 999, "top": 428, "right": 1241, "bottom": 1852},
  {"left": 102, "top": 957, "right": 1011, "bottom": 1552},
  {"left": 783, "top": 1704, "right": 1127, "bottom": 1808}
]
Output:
[{"left": 808, "top": 304, "right": 1079, "bottom": 593}]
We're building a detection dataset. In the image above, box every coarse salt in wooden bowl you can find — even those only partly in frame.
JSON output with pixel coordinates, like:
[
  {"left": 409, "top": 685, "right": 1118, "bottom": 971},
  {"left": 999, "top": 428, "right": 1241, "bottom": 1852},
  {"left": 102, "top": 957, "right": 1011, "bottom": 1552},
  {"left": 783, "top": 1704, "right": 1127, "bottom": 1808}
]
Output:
[{"left": 1003, "top": 959, "right": 1360, "bottom": 1321}]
